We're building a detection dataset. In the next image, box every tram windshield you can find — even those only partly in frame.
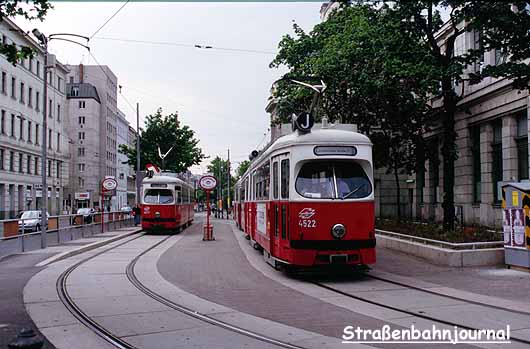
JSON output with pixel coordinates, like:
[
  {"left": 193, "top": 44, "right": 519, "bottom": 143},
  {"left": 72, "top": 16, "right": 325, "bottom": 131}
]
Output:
[
  {"left": 296, "top": 161, "right": 371, "bottom": 199},
  {"left": 143, "top": 189, "right": 174, "bottom": 204}
]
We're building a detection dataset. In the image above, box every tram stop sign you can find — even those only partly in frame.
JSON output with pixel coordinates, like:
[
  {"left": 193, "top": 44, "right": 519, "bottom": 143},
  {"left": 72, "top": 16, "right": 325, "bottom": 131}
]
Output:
[
  {"left": 199, "top": 175, "right": 217, "bottom": 191},
  {"left": 102, "top": 178, "right": 117, "bottom": 192}
]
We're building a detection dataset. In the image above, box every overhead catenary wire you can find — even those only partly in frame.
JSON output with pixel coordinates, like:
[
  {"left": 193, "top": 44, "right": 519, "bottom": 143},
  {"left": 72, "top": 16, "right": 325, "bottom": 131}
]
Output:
[
  {"left": 89, "top": 1, "right": 130, "bottom": 40},
  {"left": 92, "top": 36, "right": 276, "bottom": 55}
]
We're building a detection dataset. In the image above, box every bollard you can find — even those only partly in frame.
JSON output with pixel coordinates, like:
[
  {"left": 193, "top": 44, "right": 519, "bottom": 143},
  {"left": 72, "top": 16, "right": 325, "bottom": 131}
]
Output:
[{"left": 8, "top": 328, "right": 44, "bottom": 349}]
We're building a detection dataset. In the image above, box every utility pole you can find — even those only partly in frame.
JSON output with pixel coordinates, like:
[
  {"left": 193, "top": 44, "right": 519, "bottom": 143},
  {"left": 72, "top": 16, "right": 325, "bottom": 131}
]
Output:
[
  {"left": 136, "top": 103, "right": 141, "bottom": 206},
  {"left": 227, "top": 149, "right": 230, "bottom": 219},
  {"left": 40, "top": 39, "right": 48, "bottom": 249}
]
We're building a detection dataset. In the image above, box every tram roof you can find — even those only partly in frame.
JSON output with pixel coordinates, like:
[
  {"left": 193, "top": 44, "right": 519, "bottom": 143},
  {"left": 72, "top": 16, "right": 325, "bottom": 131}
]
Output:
[
  {"left": 237, "top": 127, "right": 371, "bottom": 184},
  {"left": 142, "top": 174, "right": 190, "bottom": 186}
]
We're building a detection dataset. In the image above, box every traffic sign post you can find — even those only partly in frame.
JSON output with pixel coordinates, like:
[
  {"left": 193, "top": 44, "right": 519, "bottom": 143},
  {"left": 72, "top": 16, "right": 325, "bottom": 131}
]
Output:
[
  {"left": 199, "top": 175, "right": 217, "bottom": 241},
  {"left": 101, "top": 178, "right": 117, "bottom": 234}
]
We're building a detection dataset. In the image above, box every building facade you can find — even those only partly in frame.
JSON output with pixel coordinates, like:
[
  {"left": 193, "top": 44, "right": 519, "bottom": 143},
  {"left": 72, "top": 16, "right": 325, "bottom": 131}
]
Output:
[
  {"left": 116, "top": 109, "right": 129, "bottom": 209},
  {"left": 65, "top": 81, "right": 101, "bottom": 210},
  {"left": 66, "top": 64, "right": 119, "bottom": 211},
  {"left": 126, "top": 125, "right": 137, "bottom": 206},
  {"left": 0, "top": 18, "right": 70, "bottom": 218}
]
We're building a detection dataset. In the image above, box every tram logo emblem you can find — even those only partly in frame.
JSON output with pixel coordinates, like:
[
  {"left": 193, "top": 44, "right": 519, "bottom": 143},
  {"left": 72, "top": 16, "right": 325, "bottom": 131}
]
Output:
[{"left": 299, "top": 208, "right": 316, "bottom": 219}]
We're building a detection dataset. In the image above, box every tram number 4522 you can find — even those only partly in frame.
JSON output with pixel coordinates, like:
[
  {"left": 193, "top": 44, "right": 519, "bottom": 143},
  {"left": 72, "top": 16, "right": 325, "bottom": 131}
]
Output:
[{"left": 299, "top": 219, "right": 316, "bottom": 228}]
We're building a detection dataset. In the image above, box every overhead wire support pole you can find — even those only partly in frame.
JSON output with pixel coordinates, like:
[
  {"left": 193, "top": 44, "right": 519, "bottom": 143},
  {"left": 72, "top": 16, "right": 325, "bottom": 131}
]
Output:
[
  {"left": 136, "top": 103, "right": 141, "bottom": 207},
  {"left": 31, "top": 29, "right": 90, "bottom": 249},
  {"left": 227, "top": 149, "right": 230, "bottom": 220}
]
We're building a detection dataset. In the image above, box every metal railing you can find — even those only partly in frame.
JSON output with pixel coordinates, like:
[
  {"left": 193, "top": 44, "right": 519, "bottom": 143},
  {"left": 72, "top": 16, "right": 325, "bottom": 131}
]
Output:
[
  {"left": 375, "top": 229, "right": 504, "bottom": 250},
  {"left": 0, "top": 211, "right": 134, "bottom": 260}
]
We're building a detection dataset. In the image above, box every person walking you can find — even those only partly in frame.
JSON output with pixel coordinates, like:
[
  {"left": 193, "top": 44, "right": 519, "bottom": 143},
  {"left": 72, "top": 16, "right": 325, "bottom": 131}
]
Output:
[{"left": 133, "top": 205, "right": 141, "bottom": 226}]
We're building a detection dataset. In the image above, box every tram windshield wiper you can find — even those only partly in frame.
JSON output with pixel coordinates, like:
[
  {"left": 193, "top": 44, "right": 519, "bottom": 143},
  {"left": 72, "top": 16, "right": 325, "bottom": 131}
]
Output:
[{"left": 341, "top": 185, "right": 364, "bottom": 200}]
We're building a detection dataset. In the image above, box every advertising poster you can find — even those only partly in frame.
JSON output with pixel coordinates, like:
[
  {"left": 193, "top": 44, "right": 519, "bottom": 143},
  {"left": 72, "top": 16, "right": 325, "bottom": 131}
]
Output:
[
  {"left": 503, "top": 209, "right": 512, "bottom": 246},
  {"left": 512, "top": 208, "right": 526, "bottom": 248},
  {"left": 256, "top": 203, "right": 267, "bottom": 236}
]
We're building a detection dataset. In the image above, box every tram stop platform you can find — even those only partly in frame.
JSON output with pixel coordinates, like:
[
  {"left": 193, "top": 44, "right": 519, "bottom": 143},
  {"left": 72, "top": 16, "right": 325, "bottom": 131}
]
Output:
[{"left": 0, "top": 226, "right": 141, "bottom": 349}]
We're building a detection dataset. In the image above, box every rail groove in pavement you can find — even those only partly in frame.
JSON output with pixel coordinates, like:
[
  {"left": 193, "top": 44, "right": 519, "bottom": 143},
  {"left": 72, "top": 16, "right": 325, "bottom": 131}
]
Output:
[
  {"left": 57, "top": 229, "right": 305, "bottom": 349},
  {"left": 311, "top": 281, "right": 530, "bottom": 345}
]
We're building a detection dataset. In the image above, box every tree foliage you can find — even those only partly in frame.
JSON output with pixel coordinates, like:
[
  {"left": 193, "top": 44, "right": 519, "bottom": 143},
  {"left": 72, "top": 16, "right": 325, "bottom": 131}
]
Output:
[
  {"left": 271, "top": 1, "right": 530, "bottom": 227},
  {"left": 236, "top": 160, "right": 251, "bottom": 179},
  {"left": 0, "top": 0, "right": 53, "bottom": 64},
  {"left": 206, "top": 156, "right": 235, "bottom": 205},
  {"left": 119, "top": 108, "right": 205, "bottom": 173}
]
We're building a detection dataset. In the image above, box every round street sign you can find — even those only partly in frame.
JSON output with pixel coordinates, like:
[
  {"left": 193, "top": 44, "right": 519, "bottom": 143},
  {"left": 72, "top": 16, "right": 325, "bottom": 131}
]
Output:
[
  {"left": 102, "top": 178, "right": 118, "bottom": 191},
  {"left": 199, "top": 175, "right": 217, "bottom": 191}
]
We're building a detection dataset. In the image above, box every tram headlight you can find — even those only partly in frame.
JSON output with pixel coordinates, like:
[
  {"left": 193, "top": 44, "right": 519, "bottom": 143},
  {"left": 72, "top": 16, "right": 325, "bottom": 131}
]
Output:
[
  {"left": 155, "top": 211, "right": 161, "bottom": 218},
  {"left": 331, "top": 224, "right": 346, "bottom": 239}
]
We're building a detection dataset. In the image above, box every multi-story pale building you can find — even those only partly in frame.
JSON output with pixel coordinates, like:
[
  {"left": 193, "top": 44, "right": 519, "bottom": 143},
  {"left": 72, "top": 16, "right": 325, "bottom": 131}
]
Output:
[
  {"left": 116, "top": 109, "right": 130, "bottom": 209},
  {"left": 66, "top": 64, "right": 119, "bottom": 211},
  {"left": 0, "top": 17, "right": 70, "bottom": 218},
  {"left": 65, "top": 81, "right": 101, "bottom": 209}
]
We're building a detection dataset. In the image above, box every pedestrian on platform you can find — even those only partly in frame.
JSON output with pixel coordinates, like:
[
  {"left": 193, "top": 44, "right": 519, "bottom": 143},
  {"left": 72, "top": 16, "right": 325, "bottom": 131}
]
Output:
[{"left": 133, "top": 206, "right": 141, "bottom": 226}]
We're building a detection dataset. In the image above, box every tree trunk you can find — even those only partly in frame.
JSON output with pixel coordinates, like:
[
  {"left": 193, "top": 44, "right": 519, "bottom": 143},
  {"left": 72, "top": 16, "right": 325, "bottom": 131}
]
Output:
[
  {"left": 441, "top": 78, "right": 457, "bottom": 231},
  {"left": 394, "top": 166, "right": 401, "bottom": 222}
]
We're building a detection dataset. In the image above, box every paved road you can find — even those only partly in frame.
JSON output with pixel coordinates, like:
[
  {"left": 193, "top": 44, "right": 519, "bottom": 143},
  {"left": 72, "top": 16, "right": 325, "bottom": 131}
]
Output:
[{"left": 0, "top": 252, "right": 56, "bottom": 349}]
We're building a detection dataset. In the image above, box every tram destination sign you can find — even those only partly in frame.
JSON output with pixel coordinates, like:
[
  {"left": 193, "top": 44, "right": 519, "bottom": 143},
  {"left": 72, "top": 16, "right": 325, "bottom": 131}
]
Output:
[
  {"left": 199, "top": 175, "right": 218, "bottom": 191},
  {"left": 314, "top": 146, "right": 357, "bottom": 156}
]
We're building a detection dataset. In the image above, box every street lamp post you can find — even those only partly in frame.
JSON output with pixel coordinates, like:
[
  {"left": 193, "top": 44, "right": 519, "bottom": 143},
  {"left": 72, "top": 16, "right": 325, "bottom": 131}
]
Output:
[{"left": 32, "top": 29, "right": 89, "bottom": 249}]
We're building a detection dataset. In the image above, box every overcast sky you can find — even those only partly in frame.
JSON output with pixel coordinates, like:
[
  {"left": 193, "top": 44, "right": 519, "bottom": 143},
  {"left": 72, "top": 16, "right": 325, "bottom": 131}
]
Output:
[{"left": 16, "top": 2, "right": 323, "bottom": 174}]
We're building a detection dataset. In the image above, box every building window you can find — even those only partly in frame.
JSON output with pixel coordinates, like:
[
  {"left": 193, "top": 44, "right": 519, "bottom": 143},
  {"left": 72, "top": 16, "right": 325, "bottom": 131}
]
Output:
[
  {"left": 78, "top": 177, "right": 84, "bottom": 187},
  {"left": 78, "top": 132, "right": 85, "bottom": 140},
  {"left": 27, "top": 121, "right": 32, "bottom": 143},
  {"left": 35, "top": 124, "right": 39, "bottom": 145},
  {"left": 9, "top": 151, "right": 14, "bottom": 171},
  {"left": 34, "top": 157, "right": 39, "bottom": 175},
  {"left": 10, "top": 114, "right": 15, "bottom": 137},
  {"left": 57, "top": 104, "right": 61, "bottom": 122},
  {"left": 1, "top": 71, "right": 6, "bottom": 94},
  {"left": 71, "top": 86, "right": 79, "bottom": 96},
  {"left": 78, "top": 147, "right": 85, "bottom": 157},
  {"left": 79, "top": 101, "right": 85, "bottom": 109},
  {"left": 18, "top": 153, "right": 23, "bottom": 173},
  {"left": 18, "top": 117, "right": 23, "bottom": 140},
  {"left": 78, "top": 163, "right": 85, "bottom": 172},
  {"left": 48, "top": 99, "right": 52, "bottom": 118},
  {"left": 48, "top": 129, "right": 52, "bottom": 149},
  {"left": 28, "top": 87, "right": 32, "bottom": 107},
  {"left": 78, "top": 116, "right": 85, "bottom": 125},
  {"left": 47, "top": 160, "right": 51, "bottom": 177},
  {"left": 19, "top": 82, "right": 24, "bottom": 103},
  {"left": 517, "top": 113, "right": 528, "bottom": 180},
  {"left": 1, "top": 110, "right": 5, "bottom": 134},
  {"left": 29, "top": 58, "right": 33, "bottom": 72},
  {"left": 57, "top": 77, "right": 62, "bottom": 92},
  {"left": 57, "top": 132, "right": 61, "bottom": 152},
  {"left": 492, "top": 121, "right": 503, "bottom": 202},
  {"left": 35, "top": 91, "right": 40, "bottom": 111},
  {"left": 27, "top": 155, "right": 31, "bottom": 174},
  {"left": 57, "top": 161, "right": 61, "bottom": 178},
  {"left": 471, "top": 126, "right": 481, "bottom": 203},
  {"left": 36, "top": 61, "right": 40, "bottom": 77},
  {"left": 11, "top": 77, "right": 15, "bottom": 98},
  {"left": 0, "top": 149, "right": 4, "bottom": 170}
]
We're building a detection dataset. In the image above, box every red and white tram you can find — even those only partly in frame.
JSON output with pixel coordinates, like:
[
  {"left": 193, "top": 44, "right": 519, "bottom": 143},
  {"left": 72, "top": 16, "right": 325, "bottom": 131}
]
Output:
[
  {"left": 141, "top": 173, "right": 195, "bottom": 232},
  {"left": 233, "top": 124, "right": 375, "bottom": 268}
]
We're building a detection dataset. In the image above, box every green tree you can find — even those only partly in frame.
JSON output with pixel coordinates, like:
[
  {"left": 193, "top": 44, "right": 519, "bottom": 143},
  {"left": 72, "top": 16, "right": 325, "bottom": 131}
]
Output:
[
  {"left": 0, "top": 1, "right": 53, "bottom": 64},
  {"left": 387, "top": 0, "right": 530, "bottom": 230},
  {"left": 236, "top": 160, "right": 251, "bottom": 179},
  {"left": 119, "top": 108, "right": 205, "bottom": 173},
  {"left": 206, "top": 156, "right": 235, "bottom": 207},
  {"left": 271, "top": 4, "right": 435, "bottom": 220}
]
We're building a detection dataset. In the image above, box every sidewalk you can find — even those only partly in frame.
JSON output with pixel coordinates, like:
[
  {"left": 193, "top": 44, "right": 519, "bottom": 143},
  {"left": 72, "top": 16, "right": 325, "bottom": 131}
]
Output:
[{"left": 0, "top": 226, "right": 140, "bottom": 349}]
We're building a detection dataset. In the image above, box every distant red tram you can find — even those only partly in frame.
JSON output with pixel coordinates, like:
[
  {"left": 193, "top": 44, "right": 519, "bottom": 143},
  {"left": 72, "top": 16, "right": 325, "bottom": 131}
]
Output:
[
  {"left": 141, "top": 173, "right": 194, "bottom": 232},
  {"left": 233, "top": 125, "right": 376, "bottom": 268}
]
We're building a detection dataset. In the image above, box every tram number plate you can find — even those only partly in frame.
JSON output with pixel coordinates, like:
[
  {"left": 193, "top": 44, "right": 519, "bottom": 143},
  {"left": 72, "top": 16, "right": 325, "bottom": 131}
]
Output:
[{"left": 298, "top": 219, "right": 316, "bottom": 228}]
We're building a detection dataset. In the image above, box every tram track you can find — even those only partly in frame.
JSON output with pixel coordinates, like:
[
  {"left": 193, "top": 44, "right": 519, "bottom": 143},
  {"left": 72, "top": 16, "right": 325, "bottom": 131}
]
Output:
[
  {"left": 310, "top": 278, "right": 530, "bottom": 346},
  {"left": 57, "top": 231, "right": 305, "bottom": 349}
]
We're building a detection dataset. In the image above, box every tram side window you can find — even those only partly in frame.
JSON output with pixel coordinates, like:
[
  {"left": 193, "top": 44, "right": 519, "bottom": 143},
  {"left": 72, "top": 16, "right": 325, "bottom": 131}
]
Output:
[
  {"left": 281, "top": 159, "right": 289, "bottom": 199},
  {"left": 176, "top": 186, "right": 182, "bottom": 203},
  {"left": 254, "top": 162, "right": 270, "bottom": 200},
  {"left": 273, "top": 162, "right": 279, "bottom": 200}
]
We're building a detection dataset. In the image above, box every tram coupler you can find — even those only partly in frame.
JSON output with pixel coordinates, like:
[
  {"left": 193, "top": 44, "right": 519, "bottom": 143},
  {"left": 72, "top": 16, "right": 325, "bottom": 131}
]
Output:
[{"left": 203, "top": 224, "right": 215, "bottom": 241}]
